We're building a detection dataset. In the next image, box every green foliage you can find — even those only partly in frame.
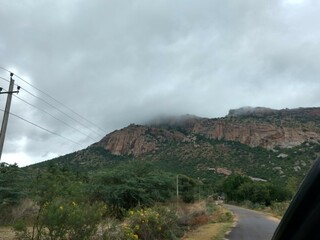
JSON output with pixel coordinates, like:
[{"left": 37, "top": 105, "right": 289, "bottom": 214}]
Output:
[
  {"left": 0, "top": 162, "right": 26, "bottom": 224},
  {"left": 41, "top": 199, "right": 104, "bottom": 240},
  {"left": 8, "top": 162, "right": 201, "bottom": 239},
  {"left": 13, "top": 219, "right": 33, "bottom": 240},
  {"left": 286, "top": 176, "right": 300, "bottom": 198},
  {"left": 89, "top": 162, "right": 176, "bottom": 214},
  {"left": 126, "top": 205, "right": 182, "bottom": 240},
  {"left": 14, "top": 199, "right": 104, "bottom": 240},
  {"left": 14, "top": 164, "right": 105, "bottom": 240},
  {"left": 222, "top": 174, "right": 290, "bottom": 205},
  {"left": 222, "top": 175, "right": 251, "bottom": 201},
  {"left": 28, "top": 147, "right": 128, "bottom": 172},
  {"left": 214, "top": 210, "right": 233, "bottom": 223},
  {"left": 0, "top": 162, "right": 24, "bottom": 206},
  {"left": 178, "top": 175, "right": 197, "bottom": 203}
]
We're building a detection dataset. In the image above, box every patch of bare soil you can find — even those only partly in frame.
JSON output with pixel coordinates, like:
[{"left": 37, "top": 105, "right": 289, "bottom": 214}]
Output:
[{"left": 0, "top": 227, "right": 15, "bottom": 240}]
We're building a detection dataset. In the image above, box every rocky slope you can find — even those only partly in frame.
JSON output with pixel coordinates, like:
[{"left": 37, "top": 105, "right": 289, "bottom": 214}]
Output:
[
  {"left": 93, "top": 107, "right": 320, "bottom": 156},
  {"left": 93, "top": 124, "right": 185, "bottom": 156}
]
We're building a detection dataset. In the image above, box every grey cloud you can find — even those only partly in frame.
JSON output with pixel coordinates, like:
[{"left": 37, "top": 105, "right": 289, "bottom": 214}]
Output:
[{"left": 0, "top": 0, "right": 319, "bottom": 165}]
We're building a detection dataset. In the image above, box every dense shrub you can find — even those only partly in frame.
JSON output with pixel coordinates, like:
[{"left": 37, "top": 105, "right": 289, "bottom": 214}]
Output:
[
  {"left": 89, "top": 162, "right": 177, "bottom": 215},
  {"left": 222, "top": 174, "right": 290, "bottom": 205},
  {"left": 0, "top": 162, "right": 26, "bottom": 224},
  {"left": 126, "top": 205, "right": 182, "bottom": 240},
  {"left": 14, "top": 199, "right": 105, "bottom": 240}
]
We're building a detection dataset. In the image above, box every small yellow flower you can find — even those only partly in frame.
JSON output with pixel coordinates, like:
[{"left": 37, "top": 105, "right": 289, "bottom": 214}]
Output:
[
  {"left": 59, "top": 206, "right": 63, "bottom": 210},
  {"left": 133, "top": 234, "right": 139, "bottom": 239}
]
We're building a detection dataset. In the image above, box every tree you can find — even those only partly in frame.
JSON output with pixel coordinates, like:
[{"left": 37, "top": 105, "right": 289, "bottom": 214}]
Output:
[
  {"left": 178, "top": 175, "right": 197, "bottom": 203},
  {"left": 89, "top": 162, "right": 176, "bottom": 215},
  {"left": 222, "top": 174, "right": 251, "bottom": 201},
  {"left": 0, "top": 162, "right": 24, "bottom": 206},
  {"left": 14, "top": 164, "right": 104, "bottom": 240},
  {"left": 0, "top": 162, "right": 25, "bottom": 224},
  {"left": 222, "top": 174, "right": 290, "bottom": 205}
]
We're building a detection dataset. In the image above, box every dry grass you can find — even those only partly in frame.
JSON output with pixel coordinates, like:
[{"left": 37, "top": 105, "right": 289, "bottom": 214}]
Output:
[
  {"left": 178, "top": 202, "right": 234, "bottom": 240},
  {"left": 0, "top": 227, "right": 15, "bottom": 240},
  {"left": 176, "top": 201, "right": 209, "bottom": 227},
  {"left": 1, "top": 201, "right": 234, "bottom": 240},
  {"left": 181, "top": 222, "right": 233, "bottom": 240}
]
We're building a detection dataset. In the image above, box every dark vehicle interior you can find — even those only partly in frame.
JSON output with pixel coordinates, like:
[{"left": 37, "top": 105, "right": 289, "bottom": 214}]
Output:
[{"left": 272, "top": 158, "right": 320, "bottom": 240}]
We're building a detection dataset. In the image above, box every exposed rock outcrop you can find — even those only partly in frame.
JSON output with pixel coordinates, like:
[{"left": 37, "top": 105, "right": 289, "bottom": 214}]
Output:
[
  {"left": 189, "top": 119, "right": 320, "bottom": 149},
  {"left": 93, "top": 124, "right": 185, "bottom": 156},
  {"left": 93, "top": 107, "right": 320, "bottom": 156}
]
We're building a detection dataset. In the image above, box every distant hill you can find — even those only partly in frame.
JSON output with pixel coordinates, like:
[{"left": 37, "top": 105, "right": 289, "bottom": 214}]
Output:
[
  {"left": 29, "top": 107, "right": 320, "bottom": 186},
  {"left": 94, "top": 107, "right": 320, "bottom": 154}
]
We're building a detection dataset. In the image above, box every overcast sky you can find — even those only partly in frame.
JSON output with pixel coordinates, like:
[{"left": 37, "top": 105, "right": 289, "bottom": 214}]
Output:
[{"left": 0, "top": 0, "right": 319, "bottom": 166}]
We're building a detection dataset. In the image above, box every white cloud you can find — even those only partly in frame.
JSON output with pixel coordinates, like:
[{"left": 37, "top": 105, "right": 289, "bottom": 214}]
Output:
[
  {"left": 282, "top": 0, "right": 308, "bottom": 4},
  {"left": 2, "top": 152, "right": 37, "bottom": 167}
]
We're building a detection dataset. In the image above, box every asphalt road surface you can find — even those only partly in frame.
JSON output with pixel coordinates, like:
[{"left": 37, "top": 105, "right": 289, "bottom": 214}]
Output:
[{"left": 225, "top": 205, "right": 280, "bottom": 240}]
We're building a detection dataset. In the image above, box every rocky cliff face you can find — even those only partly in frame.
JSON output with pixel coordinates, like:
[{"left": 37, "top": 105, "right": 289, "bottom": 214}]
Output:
[
  {"left": 93, "top": 107, "right": 320, "bottom": 156},
  {"left": 190, "top": 119, "right": 319, "bottom": 148},
  {"left": 93, "top": 124, "right": 185, "bottom": 156}
]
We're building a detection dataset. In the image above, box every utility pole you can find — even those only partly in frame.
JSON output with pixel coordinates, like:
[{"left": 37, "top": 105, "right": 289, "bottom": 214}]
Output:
[
  {"left": 0, "top": 73, "right": 20, "bottom": 161},
  {"left": 176, "top": 175, "right": 179, "bottom": 199}
]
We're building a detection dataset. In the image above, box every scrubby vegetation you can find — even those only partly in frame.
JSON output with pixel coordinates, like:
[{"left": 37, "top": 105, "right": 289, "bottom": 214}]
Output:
[
  {"left": 221, "top": 174, "right": 290, "bottom": 205},
  {"left": 0, "top": 162, "right": 235, "bottom": 240},
  {"left": 1, "top": 124, "right": 319, "bottom": 239}
]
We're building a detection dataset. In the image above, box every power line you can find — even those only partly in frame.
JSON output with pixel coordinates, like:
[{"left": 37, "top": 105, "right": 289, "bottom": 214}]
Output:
[
  {"left": 0, "top": 76, "right": 10, "bottom": 83},
  {"left": 0, "top": 66, "right": 106, "bottom": 135},
  {"left": 19, "top": 86, "right": 104, "bottom": 138},
  {"left": 14, "top": 71, "right": 105, "bottom": 133},
  {"left": 1, "top": 73, "right": 104, "bottom": 140},
  {"left": 1, "top": 79, "right": 103, "bottom": 138},
  {"left": 12, "top": 94, "right": 99, "bottom": 142},
  {"left": 2, "top": 73, "right": 105, "bottom": 138},
  {"left": 0, "top": 66, "right": 10, "bottom": 73},
  {"left": 0, "top": 108, "right": 85, "bottom": 147}
]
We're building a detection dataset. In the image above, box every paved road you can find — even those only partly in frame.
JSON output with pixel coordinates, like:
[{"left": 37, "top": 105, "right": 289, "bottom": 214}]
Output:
[{"left": 225, "top": 205, "right": 280, "bottom": 240}]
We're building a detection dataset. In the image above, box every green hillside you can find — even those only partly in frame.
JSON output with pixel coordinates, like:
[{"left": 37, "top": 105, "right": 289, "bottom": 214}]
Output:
[{"left": 27, "top": 133, "right": 319, "bottom": 188}]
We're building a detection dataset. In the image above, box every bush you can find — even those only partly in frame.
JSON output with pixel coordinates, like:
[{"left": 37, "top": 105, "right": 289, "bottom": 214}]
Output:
[
  {"left": 14, "top": 199, "right": 105, "bottom": 240},
  {"left": 270, "top": 202, "right": 290, "bottom": 217},
  {"left": 99, "top": 218, "right": 129, "bottom": 240},
  {"left": 0, "top": 162, "right": 25, "bottom": 224},
  {"left": 126, "top": 205, "right": 182, "bottom": 240},
  {"left": 89, "top": 163, "right": 176, "bottom": 216},
  {"left": 211, "top": 207, "right": 233, "bottom": 223}
]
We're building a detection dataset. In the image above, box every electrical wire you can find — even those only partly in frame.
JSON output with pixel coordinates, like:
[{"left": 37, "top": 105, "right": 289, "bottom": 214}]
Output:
[
  {"left": 0, "top": 108, "right": 85, "bottom": 147},
  {"left": 15, "top": 73, "right": 105, "bottom": 133},
  {"left": 0, "top": 76, "right": 10, "bottom": 83},
  {"left": 0, "top": 84, "right": 99, "bottom": 142},
  {"left": 1, "top": 72, "right": 103, "bottom": 137},
  {"left": 12, "top": 94, "right": 99, "bottom": 142},
  {"left": 0, "top": 66, "right": 106, "bottom": 135},
  {"left": 19, "top": 87, "right": 104, "bottom": 138},
  {"left": 0, "top": 70, "right": 102, "bottom": 146},
  {"left": 0, "top": 66, "right": 9, "bottom": 73}
]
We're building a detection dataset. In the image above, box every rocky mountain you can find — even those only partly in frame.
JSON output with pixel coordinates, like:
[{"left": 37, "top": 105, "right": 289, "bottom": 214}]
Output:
[
  {"left": 31, "top": 107, "right": 320, "bottom": 187},
  {"left": 93, "top": 107, "right": 320, "bottom": 156},
  {"left": 93, "top": 124, "right": 185, "bottom": 156}
]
